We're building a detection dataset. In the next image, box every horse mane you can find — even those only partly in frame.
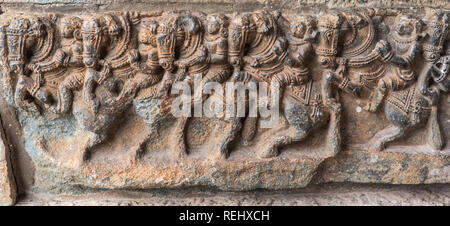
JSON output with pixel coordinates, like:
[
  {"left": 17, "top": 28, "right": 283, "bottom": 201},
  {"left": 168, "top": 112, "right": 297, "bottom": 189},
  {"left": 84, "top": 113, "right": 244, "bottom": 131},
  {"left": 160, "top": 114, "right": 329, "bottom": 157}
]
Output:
[{"left": 30, "top": 16, "right": 56, "bottom": 63}]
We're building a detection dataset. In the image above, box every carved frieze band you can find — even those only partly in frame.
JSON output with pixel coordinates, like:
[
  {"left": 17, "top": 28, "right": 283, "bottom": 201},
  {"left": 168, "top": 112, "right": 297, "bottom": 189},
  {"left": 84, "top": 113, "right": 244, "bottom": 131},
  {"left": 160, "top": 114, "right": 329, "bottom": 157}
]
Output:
[{"left": 0, "top": 9, "right": 448, "bottom": 160}]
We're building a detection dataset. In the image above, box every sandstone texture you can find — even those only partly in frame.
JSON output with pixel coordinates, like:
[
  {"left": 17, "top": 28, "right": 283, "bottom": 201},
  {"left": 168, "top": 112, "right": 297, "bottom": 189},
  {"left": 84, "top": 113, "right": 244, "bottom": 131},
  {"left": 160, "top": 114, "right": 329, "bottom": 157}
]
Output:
[
  {"left": 0, "top": 0, "right": 449, "bottom": 206},
  {"left": 17, "top": 184, "right": 450, "bottom": 206}
]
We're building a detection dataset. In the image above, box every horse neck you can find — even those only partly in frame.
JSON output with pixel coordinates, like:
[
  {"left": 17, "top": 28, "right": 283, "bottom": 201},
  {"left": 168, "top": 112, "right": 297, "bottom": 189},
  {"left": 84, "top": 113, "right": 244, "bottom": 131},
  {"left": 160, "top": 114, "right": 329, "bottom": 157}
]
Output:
[
  {"left": 422, "top": 33, "right": 447, "bottom": 63},
  {"left": 30, "top": 26, "right": 54, "bottom": 63},
  {"left": 179, "top": 31, "right": 203, "bottom": 60},
  {"left": 247, "top": 30, "right": 277, "bottom": 59},
  {"left": 106, "top": 15, "right": 131, "bottom": 64}
]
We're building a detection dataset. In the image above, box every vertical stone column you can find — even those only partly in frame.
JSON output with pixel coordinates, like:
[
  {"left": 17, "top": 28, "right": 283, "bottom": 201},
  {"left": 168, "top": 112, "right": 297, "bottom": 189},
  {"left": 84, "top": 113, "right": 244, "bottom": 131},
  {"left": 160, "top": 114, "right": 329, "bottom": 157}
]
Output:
[{"left": 0, "top": 115, "right": 16, "bottom": 206}]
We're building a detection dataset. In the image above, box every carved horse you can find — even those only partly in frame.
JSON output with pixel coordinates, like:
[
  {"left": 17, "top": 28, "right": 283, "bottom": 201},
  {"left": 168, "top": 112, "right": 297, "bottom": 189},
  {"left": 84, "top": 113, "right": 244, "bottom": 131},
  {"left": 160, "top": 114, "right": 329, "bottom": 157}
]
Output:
[
  {"left": 366, "top": 11, "right": 449, "bottom": 151},
  {"left": 132, "top": 13, "right": 242, "bottom": 159},
  {"left": 317, "top": 10, "right": 448, "bottom": 151},
  {"left": 71, "top": 13, "right": 134, "bottom": 161},
  {"left": 318, "top": 10, "right": 392, "bottom": 113},
  {"left": 228, "top": 11, "right": 339, "bottom": 158},
  {"left": 0, "top": 15, "right": 56, "bottom": 113}
]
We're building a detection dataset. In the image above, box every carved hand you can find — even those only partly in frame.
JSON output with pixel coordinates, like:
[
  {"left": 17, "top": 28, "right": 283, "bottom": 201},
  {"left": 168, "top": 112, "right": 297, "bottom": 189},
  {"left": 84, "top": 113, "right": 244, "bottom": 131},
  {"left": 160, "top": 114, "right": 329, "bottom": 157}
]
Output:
[
  {"left": 375, "top": 40, "right": 391, "bottom": 58},
  {"left": 336, "top": 57, "right": 348, "bottom": 75},
  {"left": 128, "top": 49, "right": 140, "bottom": 64},
  {"left": 28, "top": 64, "right": 44, "bottom": 88},
  {"left": 98, "top": 60, "right": 112, "bottom": 84}
]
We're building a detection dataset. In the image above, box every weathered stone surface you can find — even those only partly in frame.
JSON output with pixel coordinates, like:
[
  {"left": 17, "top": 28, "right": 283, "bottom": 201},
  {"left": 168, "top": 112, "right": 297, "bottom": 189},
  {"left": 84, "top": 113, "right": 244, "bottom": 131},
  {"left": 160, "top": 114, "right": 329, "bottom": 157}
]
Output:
[
  {"left": 16, "top": 184, "right": 450, "bottom": 206},
  {"left": 0, "top": 1, "right": 449, "bottom": 198},
  {"left": 0, "top": 116, "right": 16, "bottom": 205}
]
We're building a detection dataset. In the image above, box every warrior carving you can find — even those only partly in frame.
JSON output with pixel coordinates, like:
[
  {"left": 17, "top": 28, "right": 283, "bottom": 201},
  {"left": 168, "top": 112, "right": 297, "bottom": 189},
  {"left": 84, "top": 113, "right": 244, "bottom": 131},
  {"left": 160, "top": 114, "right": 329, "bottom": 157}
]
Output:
[
  {"left": 229, "top": 11, "right": 288, "bottom": 145},
  {"left": 364, "top": 14, "right": 426, "bottom": 112},
  {"left": 116, "top": 18, "right": 163, "bottom": 102},
  {"left": 80, "top": 15, "right": 120, "bottom": 113},
  {"left": 419, "top": 12, "right": 449, "bottom": 104},
  {"left": 364, "top": 11, "right": 449, "bottom": 151},
  {"left": 0, "top": 16, "right": 55, "bottom": 113},
  {"left": 136, "top": 13, "right": 210, "bottom": 158},
  {"left": 274, "top": 16, "right": 317, "bottom": 101},
  {"left": 228, "top": 11, "right": 339, "bottom": 158},
  {"left": 36, "top": 16, "right": 85, "bottom": 114},
  {"left": 202, "top": 14, "right": 231, "bottom": 87},
  {"left": 0, "top": 10, "right": 448, "bottom": 162}
]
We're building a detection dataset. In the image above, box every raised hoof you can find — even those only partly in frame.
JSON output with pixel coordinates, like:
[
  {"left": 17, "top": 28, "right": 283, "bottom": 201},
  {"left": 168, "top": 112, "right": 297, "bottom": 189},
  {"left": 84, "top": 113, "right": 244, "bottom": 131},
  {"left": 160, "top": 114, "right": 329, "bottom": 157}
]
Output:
[
  {"left": 209, "top": 150, "right": 228, "bottom": 161},
  {"left": 258, "top": 146, "right": 279, "bottom": 159},
  {"left": 367, "top": 139, "right": 385, "bottom": 151},
  {"left": 20, "top": 102, "right": 40, "bottom": 116},
  {"left": 363, "top": 103, "right": 377, "bottom": 113}
]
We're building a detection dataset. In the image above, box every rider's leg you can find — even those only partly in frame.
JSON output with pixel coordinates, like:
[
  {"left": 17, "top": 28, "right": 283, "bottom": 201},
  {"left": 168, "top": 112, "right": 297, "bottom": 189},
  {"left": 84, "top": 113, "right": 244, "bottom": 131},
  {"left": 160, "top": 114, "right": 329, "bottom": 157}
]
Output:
[
  {"left": 56, "top": 73, "right": 83, "bottom": 114},
  {"left": 365, "top": 78, "right": 388, "bottom": 112}
]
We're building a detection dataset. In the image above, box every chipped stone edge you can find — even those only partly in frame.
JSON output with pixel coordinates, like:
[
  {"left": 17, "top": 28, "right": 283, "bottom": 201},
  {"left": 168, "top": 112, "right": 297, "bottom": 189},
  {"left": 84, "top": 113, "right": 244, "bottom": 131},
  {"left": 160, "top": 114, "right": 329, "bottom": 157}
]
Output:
[{"left": 0, "top": 113, "right": 17, "bottom": 206}]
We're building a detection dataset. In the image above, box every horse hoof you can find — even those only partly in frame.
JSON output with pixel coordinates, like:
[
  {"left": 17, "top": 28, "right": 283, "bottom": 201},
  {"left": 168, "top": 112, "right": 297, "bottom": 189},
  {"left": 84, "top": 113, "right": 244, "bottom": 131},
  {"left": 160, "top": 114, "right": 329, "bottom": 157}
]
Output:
[
  {"left": 259, "top": 147, "right": 278, "bottom": 159},
  {"left": 363, "top": 103, "right": 376, "bottom": 113},
  {"left": 368, "top": 140, "right": 384, "bottom": 151},
  {"left": 209, "top": 151, "right": 228, "bottom": 161}
]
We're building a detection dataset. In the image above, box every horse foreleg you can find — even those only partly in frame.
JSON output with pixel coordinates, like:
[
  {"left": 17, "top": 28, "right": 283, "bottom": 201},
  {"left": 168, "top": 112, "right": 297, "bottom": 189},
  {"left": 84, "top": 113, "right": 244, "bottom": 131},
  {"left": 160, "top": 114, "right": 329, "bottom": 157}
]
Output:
[
  {"left": 213, "top": 118, "right": 242, "bottom": 160},
  {"left": 82, "top": 71, "right": 101, "bottom": 114},
  {"left": 170, "top": 116, "right": 188, "bottom": 158},
  {"left": 322, "top": 72, "right": 341, "bottom": 113},
  {"left": 15, "top": 76, "right": 40, "bottom": 114},
  {"left": 426, "top": 106, "right": 444, "bottom": 151},
  {"left": 326, "top": 109, "right": 342, "bottom": 156},
  {"left": 364, "top": 79, "right": 387, "bottom": 113},
  {"left": 241, "top": 116, "right": 258, "bottom": 145}
]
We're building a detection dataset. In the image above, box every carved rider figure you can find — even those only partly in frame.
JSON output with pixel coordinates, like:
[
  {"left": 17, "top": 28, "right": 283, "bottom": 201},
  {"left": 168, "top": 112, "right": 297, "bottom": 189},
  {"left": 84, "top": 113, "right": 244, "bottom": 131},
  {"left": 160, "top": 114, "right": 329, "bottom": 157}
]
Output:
[
  {"left": 1, "top": 16, "right": 53, "bottom": 111},
  {"left": 80, "top": 15, "right": 120, "bottom": 113},
  {"left": 416, "top": 12, "right": 449, "bottom": 105},
  {"left": 204, "top": 14, "right": 230, "bottom": 84},
  {"left": 41, "top": 16, "right": 85, "bottom": 113},
  {"left": 156, "top": 14, "right": 208, "bottom": 98},
  {"left": 427, "top": 12, "right": 450, "bottom": 95},
  {"left": 364, "top": 14, "right": 426, "bottom": 112},
  {"left": 117, "top": 18, "right": 163, "bottom": 101},
  {"left": 272, "top": 16, "right": 317, "bottom": 99},
  {"left": 192, "top": 14, "right": 231, "bottom": 102}
]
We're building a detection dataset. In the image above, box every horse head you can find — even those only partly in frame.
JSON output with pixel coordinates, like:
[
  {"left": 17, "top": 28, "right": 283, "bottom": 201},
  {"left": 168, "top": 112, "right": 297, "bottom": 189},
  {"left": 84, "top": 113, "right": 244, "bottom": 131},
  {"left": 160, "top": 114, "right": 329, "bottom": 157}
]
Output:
[
  {"left": 81, "top": 14, "right": 121, "bottom": 69},
  {"left": 316, "top": 13, "right": 345, "bottom": 69},
  {"left": 156, "top": 17, "right": 176, "bottom": 72},
  {"left": 289, "top": 16, "right": 318, "bottom": 42},
  {"left": 1, "top": 16, "right": 46, "bottom": 75},
  {"left": 422, "top": 11, "right": 449, "bottom": 63}
]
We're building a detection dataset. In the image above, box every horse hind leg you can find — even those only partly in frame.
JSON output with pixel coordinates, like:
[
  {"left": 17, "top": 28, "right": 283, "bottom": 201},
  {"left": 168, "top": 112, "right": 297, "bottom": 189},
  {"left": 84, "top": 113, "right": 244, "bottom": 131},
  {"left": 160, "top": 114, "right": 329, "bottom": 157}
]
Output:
[
  {"left": 241, "top": 116, "right": 258, "bottom": 145},
  {"left": 366, "top": 125, "right": 405, "bottom": 151},
  {"left": 259, "top": 126, "right": 309, "bottom": 159}
]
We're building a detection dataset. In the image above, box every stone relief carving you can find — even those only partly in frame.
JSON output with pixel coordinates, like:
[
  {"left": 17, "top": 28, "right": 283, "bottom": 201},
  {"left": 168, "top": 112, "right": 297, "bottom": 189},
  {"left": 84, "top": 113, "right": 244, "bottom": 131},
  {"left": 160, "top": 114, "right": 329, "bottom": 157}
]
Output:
[{"left": 0, "top": 8, "right": 448, "bottom": 192}]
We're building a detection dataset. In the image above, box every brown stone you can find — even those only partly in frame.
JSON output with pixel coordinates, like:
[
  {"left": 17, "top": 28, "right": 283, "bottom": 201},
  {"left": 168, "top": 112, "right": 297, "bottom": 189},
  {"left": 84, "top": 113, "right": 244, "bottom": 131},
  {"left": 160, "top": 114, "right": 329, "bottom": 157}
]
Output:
[
  {"left": 0, "top": 116, "right": 16, "bottom": 205},
  {"left": 0, "top": 1, "right": 448, "bottom": 199}
]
